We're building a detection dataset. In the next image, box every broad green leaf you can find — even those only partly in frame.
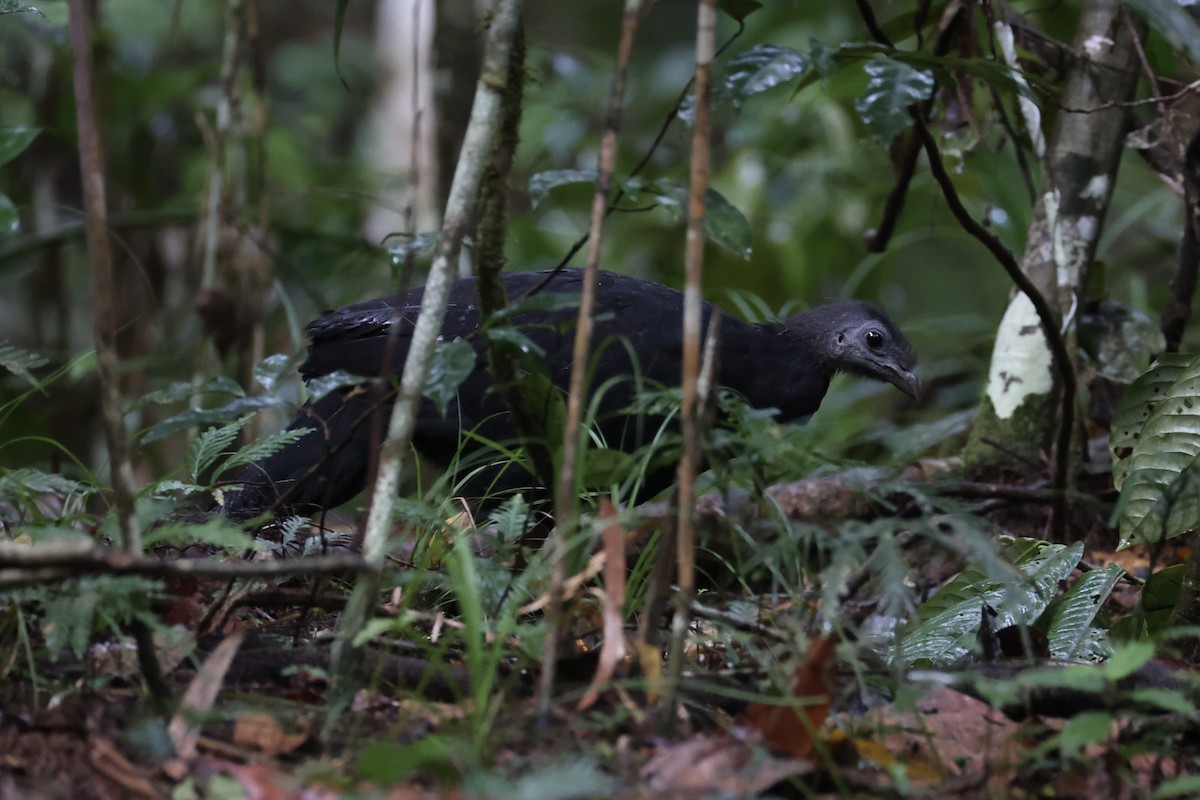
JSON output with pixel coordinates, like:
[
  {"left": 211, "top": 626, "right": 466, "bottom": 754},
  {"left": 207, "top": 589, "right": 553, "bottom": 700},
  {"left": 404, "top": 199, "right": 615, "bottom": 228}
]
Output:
[
  {"left": 1043, "top": 563, "right": 1123, "bottom": 662},
  {"left": 702, "top": 189, "right": 753, "bottom": 259},
  {"left": 579, "top": 447, "right": 636, "bottom": 490},
  {"left": 1128, "top": 687, "right": 1197, "bottom": 717},
  {"left": 855, "top": 56, "right": 936, "bottom": 144},
  {"left": 0, "top": 194, "right": 17, "bottom": 236},
  {"left": 424, "top": 338, "right": 476, "bottom": 417},
  {"left": 486, "top": 326, "right": 548, "bottom": 376},
  {"left": 489, "top": 290, "right": 583, "bottom": 323},
  {"left": 253, "top": 352, "right": 295, "bottom": 394},
  {"left": 1110, "top": 352, "right": 1193, "bottom": 490},
  {"left": 1102, "top": 640, "right": 1155, "bottom": 681},
  {"left": 896, "top": 539, "right": 1082, "bottom": 667},
  {"left": 650, "top": 180, "right": 752, "bottom": 259},
  {"left": 1153, "top": 775, "right": 1200, "bottom": 799},
  {"left": 1015, "top": 663, "right": 1107, "bottom": 693},
  {"left": 0, "top": 126, "right": 38, "bottom": 167},
  {"left": 1058, "top": 711, "right": 1114, "bottom": 758},
  {"left": 724, "top": 44, "right": 809, "bottom": 108},
  {"left": 0, "top": 342, "right": 48, "bottom": 387},
  {"left": 136, "top": 375, "right": 245, "bottom": 408},
  {"left": 0, "top": 0, "right": 44, "bottom": 15},
  {"left": 1124, "top": 0, "right": 1200, "bottom": 68},
  {"left": 1142, "top": 564, "right": 1184, "bottom": 613},
  {"left": 1112, "top": 353, "right": 1200, "bottom": 545},
  {"left": 528, "top": 169, "right": 597, "bottom": 208},
  {"left": 305, "top": 369, "right": 372, "bottom": 403},
  {"left": 141, "top": 396, "right": 278, "bottom": 443},
  {"left": 386, "top": 231, "right": 439, "bottom": 270}
]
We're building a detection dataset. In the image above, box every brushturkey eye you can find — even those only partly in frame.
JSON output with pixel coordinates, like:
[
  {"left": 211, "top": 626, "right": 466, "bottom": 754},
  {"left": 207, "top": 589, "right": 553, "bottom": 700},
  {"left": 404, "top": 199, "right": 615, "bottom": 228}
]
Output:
[{"left": 865, "top": 329, "right": 884, "bottom": 349}]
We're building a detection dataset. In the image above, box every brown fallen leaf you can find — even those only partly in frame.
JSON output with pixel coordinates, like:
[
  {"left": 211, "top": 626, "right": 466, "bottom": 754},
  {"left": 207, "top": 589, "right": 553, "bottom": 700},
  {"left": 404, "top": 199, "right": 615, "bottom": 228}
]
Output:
[
  {"left": 232, "top": 711, "right": 312, "bottom": 757},
  {"left": 168, "top": 630, "right": 245, "bottom": 762},
  {"left": 739, "top": 635, "right": 836, "bottom": 758},
  {"left": 847, "top": 685, "right": 1024, "bottom": 791},
  {"left": 640, "top": 735, "right": 813, "bottom": 796}
]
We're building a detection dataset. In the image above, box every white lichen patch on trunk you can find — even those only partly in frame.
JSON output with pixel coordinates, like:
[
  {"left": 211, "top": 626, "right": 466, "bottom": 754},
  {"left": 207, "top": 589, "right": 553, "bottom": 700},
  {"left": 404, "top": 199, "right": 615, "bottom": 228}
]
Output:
[{"left": 986, "top": 291, "right": 1053, "bottom": 419}]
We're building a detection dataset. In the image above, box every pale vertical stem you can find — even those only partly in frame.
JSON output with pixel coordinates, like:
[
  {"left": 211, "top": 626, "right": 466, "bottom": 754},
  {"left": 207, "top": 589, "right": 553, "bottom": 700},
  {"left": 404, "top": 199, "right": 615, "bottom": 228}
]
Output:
[
  {"left": 538, "top": 0, "right": 644, "bottom": 719},
  {"left": 330, "top": 0, "right": 525, "bottom": 691},
  {"left": 66, "top": 0, "right": 141, "bottom": 554},
  {"left": 200, "top": 0, "right": 242, "bottom": 292},
  {"left": 665, "top": 0, "right": 715, "bottom": 709}
]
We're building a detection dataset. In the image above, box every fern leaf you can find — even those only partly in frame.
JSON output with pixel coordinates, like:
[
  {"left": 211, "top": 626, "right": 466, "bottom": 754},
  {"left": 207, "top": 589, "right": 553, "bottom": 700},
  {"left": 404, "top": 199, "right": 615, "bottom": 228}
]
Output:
[
  {"left": 0, "top": 342, "right": 49, "bottom": 388},
  {"left": 216, "top": 427, "right": 313, "bottom": 477},
  {"left": 186, "top": 416, "right": 252, "bottom": 481}
]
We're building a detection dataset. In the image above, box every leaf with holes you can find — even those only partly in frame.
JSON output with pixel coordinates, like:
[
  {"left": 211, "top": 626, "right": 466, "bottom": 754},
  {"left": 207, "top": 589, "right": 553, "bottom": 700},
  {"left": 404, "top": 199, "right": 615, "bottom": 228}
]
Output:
[
  {"left": 1042, "top": 563, "right": 1122, "bottom": 662},
  {"left": 1113, "top": 354, "right": 1200, "bottom": 546},
  {"left": 1110, "top": 353, "right": 1193, "bottom": 490},
  {"left": 896, "top": 539, "right": 1081, "bottom": 667}
]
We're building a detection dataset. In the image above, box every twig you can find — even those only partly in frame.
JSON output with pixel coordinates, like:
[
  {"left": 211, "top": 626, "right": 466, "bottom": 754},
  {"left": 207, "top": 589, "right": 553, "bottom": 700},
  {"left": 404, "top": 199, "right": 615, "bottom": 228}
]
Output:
[
  {"left": 65, "top": 1, "right": 140, "bottom": 553},
  {"left": 866, "top": 2, "right": 966, "bottom": 252},
  {"left": 851, "top": 0, "right": 1076, "bottom": 536},
  {"left": 664, "top": 0, "right": 715, "bottom": 722},
  {"left": 0, "top": 540, "right": 369, "bottom": 587},
  {"left": 330, "top": 0, "right": 526, "bottom": 696},
  {"left": 910, "top": 113, "right": 1075, "bottom": 538},
  {"left": 522, "top": 22, "right": 746, "bottom": 299},
  {"left": 1162, "top": 128, "right": 1200, "bottom": 352},
  {"left": 541, "top": 0, "right": 643, "bottom": 722}
]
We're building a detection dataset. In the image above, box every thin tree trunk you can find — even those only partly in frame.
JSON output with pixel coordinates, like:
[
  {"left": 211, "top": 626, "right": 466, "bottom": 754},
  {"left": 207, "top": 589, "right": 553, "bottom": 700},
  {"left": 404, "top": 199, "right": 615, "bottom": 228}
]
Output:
[{"left": 963, "top": 1, "right": 1143, "bottom": 485}]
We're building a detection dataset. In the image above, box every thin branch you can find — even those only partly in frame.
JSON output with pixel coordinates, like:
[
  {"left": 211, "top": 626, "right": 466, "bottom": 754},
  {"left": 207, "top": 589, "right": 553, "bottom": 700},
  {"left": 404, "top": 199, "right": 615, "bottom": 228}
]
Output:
[
  {"left": 525, "top": 22, "right": 746, "bottom": 294},
  {"left": 866, "top": 2, "right": 967, "bottom": 252},
  {"left": 331, "top": 0, "right": 526, "bottom": 690},
  {"left": 66, "top": 0, "right": 141, "bottom": 553},
  {"left": 539, "top": 0, "right": 643, "bottom": 721},
  {"left": 911, "top": 111, "right": 1076, "bottom": 532},
  {"left": 1163, "top": 128, "right": 1200, "bottom": 352},
  {"left": 0, "top": 540, "right": 369, "bottom": 588},
  {"left": 664, "top": 0, "right": 715, "bottom": 720}
]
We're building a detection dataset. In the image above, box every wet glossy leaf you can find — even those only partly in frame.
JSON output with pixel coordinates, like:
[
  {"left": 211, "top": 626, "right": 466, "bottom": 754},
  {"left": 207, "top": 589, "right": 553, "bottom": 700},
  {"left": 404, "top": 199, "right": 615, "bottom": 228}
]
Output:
[
  {"left": 1111, "top": 353, "right": 1200, "bottom": 545},
  {"left": 0, "top": 126, "right": 38, "bottom": 167},
  {"left": 855, "top": 56, "right": 935, "bottom": 144},
  {"left": 725, "top": 44, "right": 809, "bottom": 107},
  {"left": 529, "top": 169, "right": 597, "bottom": 208},
  {"left": 141, "top": 396, "right": 279, "bottom": 443},
  {"left": 424, "top": 338, "right": 476, "bottom": 417},
  {"left": 0, "top": 194, "right": 18, "bottom": 236}
]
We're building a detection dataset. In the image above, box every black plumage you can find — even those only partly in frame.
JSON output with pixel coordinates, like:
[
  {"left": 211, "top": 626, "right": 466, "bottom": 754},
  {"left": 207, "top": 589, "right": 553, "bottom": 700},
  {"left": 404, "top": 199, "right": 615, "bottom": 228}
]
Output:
[{"left": 221, "top": 269, "right": 919, "bottom": 520}]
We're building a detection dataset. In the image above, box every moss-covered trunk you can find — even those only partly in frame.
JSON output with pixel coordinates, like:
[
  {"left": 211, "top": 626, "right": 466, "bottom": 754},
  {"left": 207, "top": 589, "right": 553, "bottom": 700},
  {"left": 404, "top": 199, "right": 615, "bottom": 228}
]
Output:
[{"left": 963, "top": 1, "right": 1142, "bottom": 477}]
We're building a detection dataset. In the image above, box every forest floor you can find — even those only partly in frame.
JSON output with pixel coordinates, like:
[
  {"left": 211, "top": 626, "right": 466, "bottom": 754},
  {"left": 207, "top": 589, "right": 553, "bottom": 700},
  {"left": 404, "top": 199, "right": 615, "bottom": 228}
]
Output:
[{"left": 1, "top": 478, "right": 1196, "bottom": 800}]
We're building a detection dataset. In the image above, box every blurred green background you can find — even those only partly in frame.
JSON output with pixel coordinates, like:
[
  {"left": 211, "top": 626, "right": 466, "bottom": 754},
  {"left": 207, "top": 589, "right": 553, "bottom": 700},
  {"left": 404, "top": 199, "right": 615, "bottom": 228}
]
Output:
[{"left": 0, "top": 0, "right": 1184, "bottom": 484}]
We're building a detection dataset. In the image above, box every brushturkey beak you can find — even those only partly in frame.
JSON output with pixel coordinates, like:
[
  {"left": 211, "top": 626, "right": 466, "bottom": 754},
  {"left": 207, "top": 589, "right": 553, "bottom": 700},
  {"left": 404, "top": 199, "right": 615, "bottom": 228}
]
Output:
[{"left": 887, "top": 367, "right": 921, "bottom": 400}]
